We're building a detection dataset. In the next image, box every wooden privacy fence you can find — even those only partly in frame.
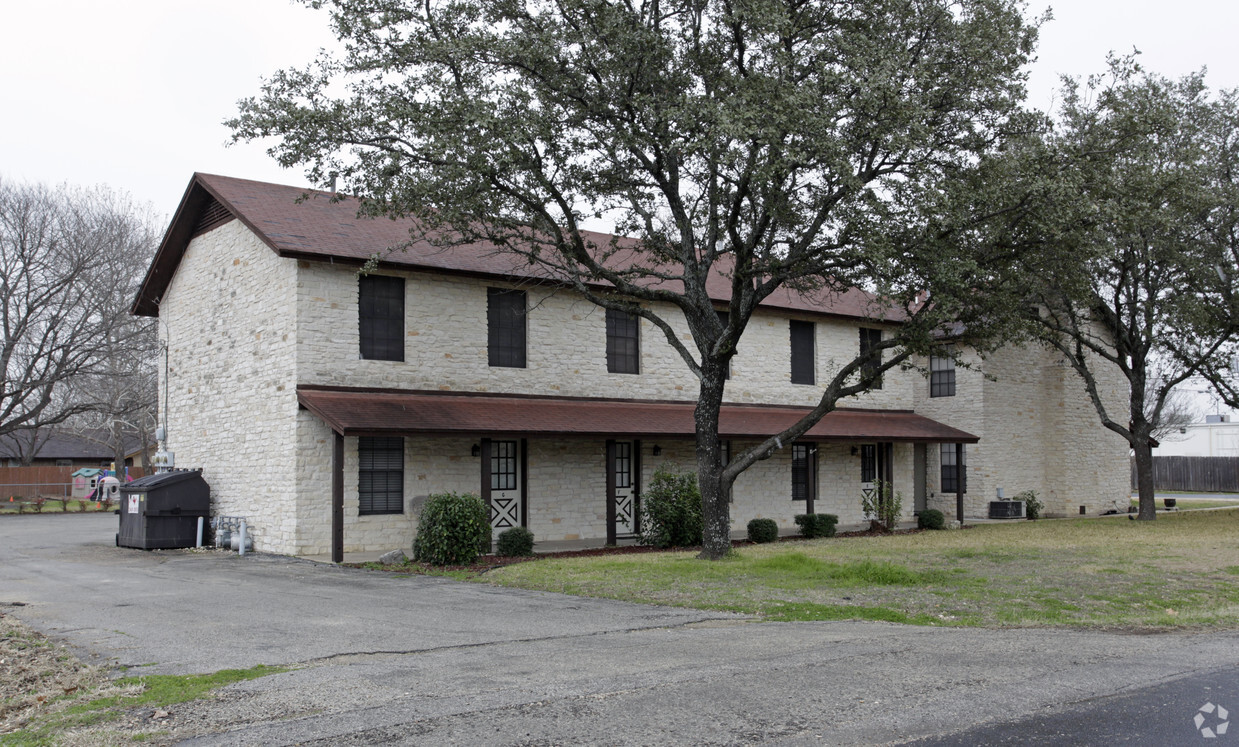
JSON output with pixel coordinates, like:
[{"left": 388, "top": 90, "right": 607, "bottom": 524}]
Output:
[
  {"left": 1132, "top": 456, "right": 1239, "bottom": 493},
  {"left": 0, "top": 466, "right": 148, "bottom": 498}
]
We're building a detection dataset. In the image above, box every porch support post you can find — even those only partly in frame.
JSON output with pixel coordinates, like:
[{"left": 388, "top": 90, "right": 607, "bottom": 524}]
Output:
[
  {"left": 806, "top": 443, "right": 817, "bottom": 515},
  {"left": 955, "top": 442, "right": 964, "bottom": 525},
  {"left": 633, "top": 439, "right": 642, "bottom": 536},
  {"left": 331, "top": 430, "right": 344, "bottom": 564},
  {"left": 519, "top": 438, "right": 528, "bottom": 529},
  {"left": 480, "top": 438, "right": 492, "bottom": 514},
  {"left": 605, "top": 439, "right": 617, "bottom": 545},
  {"left": 885, "top": 442, "right": 894, "bottom": 517}
]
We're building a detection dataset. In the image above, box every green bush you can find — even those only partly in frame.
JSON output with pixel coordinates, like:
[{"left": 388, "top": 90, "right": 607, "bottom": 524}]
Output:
[
  {"left": 861, "top": 480, "right": 903, "bottom": 531},
  {"left": 747, "top": 518, "right": 779, "bottom": 543},
  {"left": 497, "top": 526, "right": 535, "bottom": 556},
  {"left": 638, "top": 465, "right": 703, "bottom": 548},
  {"left": 412, "top": 492, "right": 491, "bottom": 565},
  {"left": 1014, "top": 490, "right": 1042, "bottom": 520},
  {"left": 917, "top": 508, "right": 945, "bottom": 530},
  {"left": 794, "top": 513, "right": 839, "bottom": 538}
]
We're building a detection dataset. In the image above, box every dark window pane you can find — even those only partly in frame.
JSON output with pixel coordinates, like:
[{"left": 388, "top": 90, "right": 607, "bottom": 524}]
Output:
[
  {"left": 491, "top": 440, "right": 518, "bottom": 490},
  {"left": 860, "top": 444, "right": 876, "bottom": 483},
  {"left": 930, "top": 350, "right": 956, "bottom": 398},
  {"left": 606, "top": 308, "right": 640, "bottom": 374},
  {"left": 359, "top": 436, "right": 403, "bottom": 515},
  {"left": 859, "top": 327, "right": 883, "bottom": 390},
  {"left": 790, "top": 320, "right": 815, "bottom": 385},
  {"left": 792, "top": 444, "right": 809, "bottom": 501},
  {"left": 614, "top": 441, "right": 632, "bottom": 488},
  {"left": 941, "top": 444, "right": 967, "bottom": 493},
  {"left": 488, "top": 289, "right": 527, "bottom": 368},
  {"left": 359, "top": 276, "right": 404, "bottom": 361}
]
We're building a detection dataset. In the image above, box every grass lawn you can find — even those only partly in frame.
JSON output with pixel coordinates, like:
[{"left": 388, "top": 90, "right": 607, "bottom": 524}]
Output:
[
  {"left": 484, "top": 509, "right": 1239, "bottom": 629},
  {"left": 1131, "top": 497, "right": 1239, "bottom": 510}
]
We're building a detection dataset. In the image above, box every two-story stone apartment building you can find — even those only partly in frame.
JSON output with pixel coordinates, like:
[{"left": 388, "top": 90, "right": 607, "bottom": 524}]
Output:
[{"left": 133, "top": 174, "right": 1131, "bottom": 558}]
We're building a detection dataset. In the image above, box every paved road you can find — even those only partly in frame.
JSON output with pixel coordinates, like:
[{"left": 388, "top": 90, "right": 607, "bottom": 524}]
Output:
[
  {"left": 908, "top": 665, "right": 1239, "bottom": 746},
  {"left": 4, "top": 513, "right": 1239, "bottom": 745}
]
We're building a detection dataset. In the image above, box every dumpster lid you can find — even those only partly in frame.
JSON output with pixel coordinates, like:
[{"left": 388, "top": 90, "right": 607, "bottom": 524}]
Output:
[{"left": 121, "top": 469, "right": 205, "bottom": 490}]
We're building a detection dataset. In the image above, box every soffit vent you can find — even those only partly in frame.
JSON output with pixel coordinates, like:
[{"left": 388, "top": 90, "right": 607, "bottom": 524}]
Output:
[{"left": 190, "top": 195, "right": 235, "bottom": 238}]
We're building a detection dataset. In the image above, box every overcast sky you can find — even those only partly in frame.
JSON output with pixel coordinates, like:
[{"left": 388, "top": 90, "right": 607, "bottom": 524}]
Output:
[{"left": 3, "top": 0, "right": 1237, "bottom": 220}]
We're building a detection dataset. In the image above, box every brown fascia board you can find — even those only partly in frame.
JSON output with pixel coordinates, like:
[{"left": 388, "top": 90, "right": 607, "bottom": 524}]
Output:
[
  {"left": 133, "top": 173, "right": 905, "bottom": 326},
  {"left": 132, "top": 173, "right": 297, "bottom": 317}
]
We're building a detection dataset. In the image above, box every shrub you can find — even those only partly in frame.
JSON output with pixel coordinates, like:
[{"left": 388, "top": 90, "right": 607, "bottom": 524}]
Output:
[
  {"left": 747, "top": 518, "right": 779, "bottom": 543},
  {"left": 31, "top": 496, "right": 46, "bottom": 514},
  {"left": 813, "top": 513, "right": 838, "bottom": 538},
  {"left": 794, "top": 513, "right": 839, "bottom": 538},
  {"left": 638, "top": 465, "right": 703, "bottom": 548},
  {"left": 861, "top": 481, "right": 903, "bottom": 531},
  {"left": 412, "top": 492, "right": 491, "bottom": 565},
  {"left": 917, "top": 508, "right": 945, "bottom": 530},
  {"left": 497, "top": 526, "right": 535, "bottom": 556},
  {"left": 1014, "top": 490, "right": 1042, "bottom": 520}
]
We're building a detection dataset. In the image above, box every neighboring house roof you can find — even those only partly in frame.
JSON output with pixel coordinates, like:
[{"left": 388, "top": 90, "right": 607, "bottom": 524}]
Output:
[
  {"left": 296, "top": 386, "right": 979, "bottom": 443},
  {"left": 133, "top": 173, "right": 899, "bottom": 323},
  {"left": 0, "top": 431, "right": 139, "bottom": 462}
]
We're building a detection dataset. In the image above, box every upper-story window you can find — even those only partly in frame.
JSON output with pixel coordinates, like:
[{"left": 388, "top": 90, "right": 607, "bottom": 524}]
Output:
[
  {"left": 488, "top": 288, "right": 527, "bottom": 368},
  {"left": 930, "top": 348, "right": 956, "bottom": 397},
  {"left": 606, "top": 308, "right": 640, "bottom": 374},
  {"left": 359, "top": 275, "right": 404, "bottom": 361},
  {"left": 859, "top": 327, "right": 883, "bottom": 390},
  {"left": 790, "top": 320, "right": 815, "bottom": 385}
]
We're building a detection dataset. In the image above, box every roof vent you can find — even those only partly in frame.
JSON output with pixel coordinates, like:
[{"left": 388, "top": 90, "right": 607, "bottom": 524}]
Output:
[{"left": 191, "top": 195, "right": 234, "bottom": 237}]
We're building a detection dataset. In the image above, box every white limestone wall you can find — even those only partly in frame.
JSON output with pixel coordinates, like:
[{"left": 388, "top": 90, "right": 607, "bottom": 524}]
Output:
[
  {"left": 294, "top": 264, "right": 914, "bottom": 408},
  {"left": 913, "top": 342, "right": 1130, "bottom": 519},
  {"left": 158, "top": 220, "right": 300, "bottom": 553}
]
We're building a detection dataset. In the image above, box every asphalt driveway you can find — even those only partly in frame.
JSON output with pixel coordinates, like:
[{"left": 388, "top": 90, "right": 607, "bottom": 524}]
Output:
[
  {"left": 5, "top": 513, "right": 1239, "bottom": 745},
  {"left": 0, "top": 513, "right": 721, "bottom": 674}
]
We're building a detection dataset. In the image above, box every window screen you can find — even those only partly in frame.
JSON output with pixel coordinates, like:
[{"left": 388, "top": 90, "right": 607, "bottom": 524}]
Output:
[
  {"left": 606, "top": 308, "right": 640, "bottom": 374},
  {"left": 488, "top": 288, "right": 527, "bottom": 368},
  {"left": 792, "top": 443, "right": 812, "bottom": 501},
  {"left": 359, "top": 437, "right": 403, "bottom": 514},
  {"left": 860, "top": 444, "right": 877, "bottom": 483},
  {"left": 941, "top": 444, "right": 967, "bottom": 493},
  {"left": 790, "top": 320, "right": 815, "bottom": 385},
  {"left": 930, "top": 350, "right": 956, "bottom": 397},
  {"left": 359, "top": 275, "right": 404, "bottom": 361}
]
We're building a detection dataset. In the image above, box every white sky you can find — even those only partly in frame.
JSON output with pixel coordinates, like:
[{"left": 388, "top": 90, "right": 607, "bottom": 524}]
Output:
[{"left": 2, "top": 0, "right": 1237, "bottom": 219}]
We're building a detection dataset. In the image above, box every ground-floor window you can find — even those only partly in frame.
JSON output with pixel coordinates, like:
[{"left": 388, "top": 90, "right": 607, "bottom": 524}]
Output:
[
  {"left": 860, "top": 444, "right": 876, "bottom": 483},
  {"left": 792, "top": 443, "right": 815, "bottom": 501},
  {"left": 359, "top": 436, "right": 403, "bottom": 514},
  {"left": 940, "top": 443, "right": 966, "bottom": 493}
]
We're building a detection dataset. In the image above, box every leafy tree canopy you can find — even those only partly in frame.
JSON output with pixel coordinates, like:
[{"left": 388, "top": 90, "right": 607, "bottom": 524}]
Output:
[{"left": 233, "top": 0, "right": 1055, "bottom": 556}]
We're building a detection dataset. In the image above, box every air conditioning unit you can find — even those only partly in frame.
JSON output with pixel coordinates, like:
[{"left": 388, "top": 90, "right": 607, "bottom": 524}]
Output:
[{"left": 988, "top": 500, "right": 1026, "bottom": 519}]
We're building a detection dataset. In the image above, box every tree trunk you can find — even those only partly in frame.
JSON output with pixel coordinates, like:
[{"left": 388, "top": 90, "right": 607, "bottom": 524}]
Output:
[
  {"left": 695, "top": 374, "right": 731, "bottom": 560},
  {"left": 1132, "top": 435, "right": 1157, "bottom": 521}
]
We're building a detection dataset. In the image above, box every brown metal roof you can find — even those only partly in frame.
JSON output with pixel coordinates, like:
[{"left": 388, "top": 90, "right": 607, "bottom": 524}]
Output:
[
  {"left": 296, "top": 387, "right": 978, "bottom": 443},
  {"left": 133, "top": 172, "right": 899, "bottom": 322}
]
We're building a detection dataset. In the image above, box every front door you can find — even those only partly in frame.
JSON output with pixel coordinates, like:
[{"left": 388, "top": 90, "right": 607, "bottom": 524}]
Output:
[
  {"left": 489, "top": 439, "right": 523, "bottom": 537},
  {"left": 860, "top": 443, "right": 877, "bottom": 507},
  {"left": 613, "top": 440, "right": 638, "bottom": 536}
]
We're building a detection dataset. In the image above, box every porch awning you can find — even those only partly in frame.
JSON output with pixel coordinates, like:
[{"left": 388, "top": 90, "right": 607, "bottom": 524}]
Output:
[{"left": 296, "top": 386, "right": 979, "bottom": 444}]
